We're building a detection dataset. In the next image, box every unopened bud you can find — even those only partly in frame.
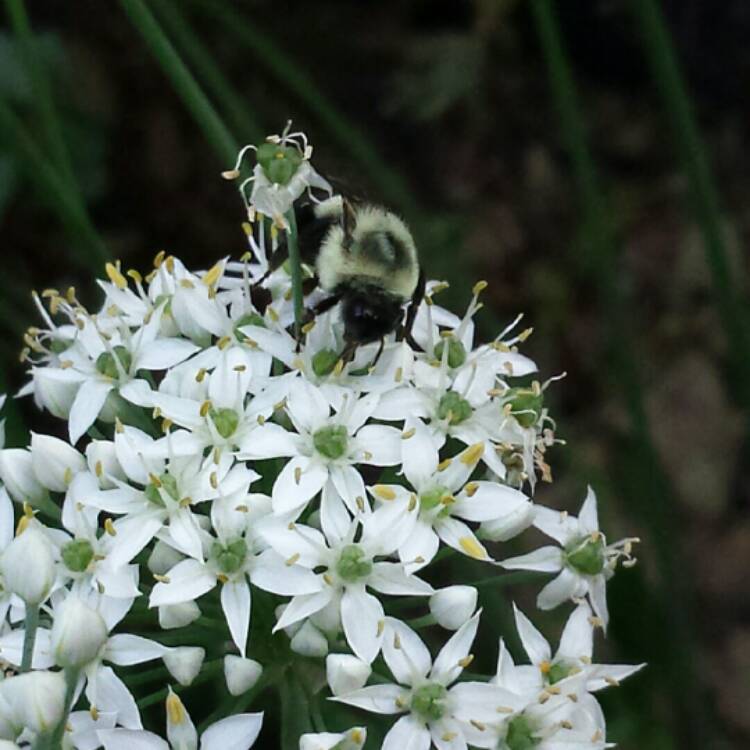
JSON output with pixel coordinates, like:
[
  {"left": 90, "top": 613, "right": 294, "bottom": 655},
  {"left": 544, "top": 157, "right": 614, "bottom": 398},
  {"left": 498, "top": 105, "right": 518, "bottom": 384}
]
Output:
[
  {"left": 1, "top": 526, "right": 56, "bottom": 605},
  {"left": 158, "top": 602, "right": 202, "bottom": 630},
  {"left": 326, "top": 654, "right": 371, "bottom": 696},
  {"left": 290, "top": 621, "right": 328, "bottom": 658},
  {"left": 30, "top": 433, "right": 85, "bottom": 492},
  {"left": 51, "top": 596, "right": 108, "bottom": 668},
  {"left": 0, "top": 671, "right": 66, "bottom": 734},
  {"left": 164, "top": 647, "right": 205, "bottom": 686},
  {"left": 224, "top": 655, "right": 263, "bottom": 696},
  {"left": 429, "top": 586, "right": 478, "bottom": 630},
  {"left": 0, "top": 449, "right": 46, "bottom": 507}
]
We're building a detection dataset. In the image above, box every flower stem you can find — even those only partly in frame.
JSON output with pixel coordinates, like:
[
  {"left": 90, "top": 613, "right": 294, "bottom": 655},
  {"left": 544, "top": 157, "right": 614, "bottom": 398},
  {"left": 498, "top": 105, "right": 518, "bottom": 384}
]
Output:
[
  {"left": 20, "top": 605, "right": 39, "bottom": 673},
  {"left": 285, "top": 209, "right": 304, "bottom": 339},
  {"left": 46, "top": 667, "right": 79, "bottom": 750},
  {"left": 137, "top": 659, "right": 223, "bottom": 709},
  {"left": 119, "top": 0, "right": 238, "bottom": 164},
  {"left": 280, "top": 670, "right": 312, "bottom": 750}
]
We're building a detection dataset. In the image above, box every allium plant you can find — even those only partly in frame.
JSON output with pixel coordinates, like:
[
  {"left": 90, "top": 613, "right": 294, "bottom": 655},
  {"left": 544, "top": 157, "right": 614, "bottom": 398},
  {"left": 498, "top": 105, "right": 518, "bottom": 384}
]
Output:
[{"left": 0, "top": 125, "right": 643, "bottom": 750}]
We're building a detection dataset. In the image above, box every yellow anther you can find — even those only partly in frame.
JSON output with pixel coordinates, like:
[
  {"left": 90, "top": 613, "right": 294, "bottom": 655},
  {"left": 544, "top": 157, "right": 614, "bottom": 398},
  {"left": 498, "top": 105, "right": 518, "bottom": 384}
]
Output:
[
  {"left": 437, "top": 458, "right": 452, "bottom": 472},
  {"left": 66, "top": 286, "right": 76, "bottom": 303},
  {"left": 376, "top": 620, "right": 385, "bottom": 637},
  {"left": 234, "top": 504, "right": 249, "bottom": 513},
  {"left": 459, "top": 536, "right": 487, "bottom": 560},
  {"left": 496, "top": 706, "right": 514, "bottom": 714},
  {"left": 149, "top": 473, "right": 162, "bottom": 487},
  {"left": 408, "top": 494, "right": 417, "bottom": 511},
  {"left": 442, "top": 733, "right": 458, "bottom": 742},
  {"left": 15, "top": 516, "right": 30, "bottom": 536},
  {"left": 153, "top": 250, "right": 166, "bottom": 268},
  {"left": 179, "top": 497, "right": 192, "bottom": 508},
  {"left": 394, "top": 367, "right": 403, "bottom": 383},
  {"left": 217, "top": 573, "right": 229, "bottom": 584},
  {"left": 257, "top": 415, "right": 266, "bottom": 425},
  {"left": 472, "top": 280, "right": 488, "bottom": 296},
  {"left": 127, "top": 269, "right": 143, "bottom": 285},
  {"left": 104, "top": 518, "right": 117, "bottom": 536},
  {"left": 351, "top": 729, "right": 364, "bottom": 744},
  {"left": 267, "top": 307, "right": 279, "bottom": 322},
  {"left": 460, "top": 442, "right": 484, "bottom": 465},
  {"left": 356, "top": 496, "right": 365, "bottom": 512},
  {"left": 203, "top": 261, "right": 223, "bottom": 287},
  {"left": 301, "top": 320, "right": 316, "bottom": 334},
  {"left": 195, "top": 368, "right": 207, "bottom": 382},
  {"left": 285, "top": 553, "right": 300, "bottom": 566},
  {"left": 401, "top": 428, "right": 416, "bottom": 440},
  {"left": 221, "top": 169, "right": 241, "bottom": 180},
  {"left": 165, "top": 256, "right": 175, "bottom": 273},
  {"left": 179, "top": 279, "right": 195, "bottom": 289},
  {"left": 95, "top": 460, "right": 103, "bottom": 478},
  {"left": 373, "top": 485, "right": 396, "bottom": 501},
  {"left": 105, "top": 262, "right": 127, "bottom": 289},
  {"left": 200, "top": 400, "right": 212, "bottom": 417},
  {"left": 241, "top": 222, "right": 253, "bottom": 236},
  {"left": 23, "top": 502, "right": 34, "bottom": 518},
  {"left": 210, "top": 472, "right": 218, "bottom": 489},
  {"left": 162, "top": 418, "right": 173, "bottom": 433},
  {"left": 294, "top": 467, "right": 302, "bottom": 485},
  {"left": 518, "top": 327, "right": 533, "bottom": 342},
  {"left": 539, "top": 660, "right": 552, "bottom": 674},
  {"left": 464, "top": 482, "right": 478, "bottom": 497},
  {"left": 90, "top": 706, "right": 99, "bottom": 721},
  {"left": 440, "top": 494, "right": 455, "bottom": 506},
  {"left": 470, "top": 720, "right": 486, "bottom": 732},
  {"left": 153, "top": 574, "right": 170, "bottom": 583},
  {"left": 166, "top": 690, "right": 187, "bottom": 725},
  {"left": 333, "top": 359, "right": 345, "bottom": 377},
  {"left": 323, "top": 573, "right": 334, "bottom": 586},
  {"left": 217, "top": 336, "right": 232, "bottom": 350},
  {"left": 458, "top": 654, "right": 474, "bottom": 668}
]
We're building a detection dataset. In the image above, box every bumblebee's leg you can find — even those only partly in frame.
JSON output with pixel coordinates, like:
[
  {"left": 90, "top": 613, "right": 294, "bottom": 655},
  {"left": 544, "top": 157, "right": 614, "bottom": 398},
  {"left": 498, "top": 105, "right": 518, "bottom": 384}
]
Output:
[
  {"left": 399, "top": 268, "right": 426, "bottom": 348},
  {"left": 369, "top": 337, "right": 385, "bottom": 369},
  {"left": 250, "top": 242, "right": 289, "bottom": 290}
]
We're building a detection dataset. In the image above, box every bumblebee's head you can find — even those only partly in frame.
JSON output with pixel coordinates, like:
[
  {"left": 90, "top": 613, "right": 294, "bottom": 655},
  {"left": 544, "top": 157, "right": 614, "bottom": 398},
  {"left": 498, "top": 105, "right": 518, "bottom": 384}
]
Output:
[{"left": 341, "top": 287, "right": 404, "bottom": 344}]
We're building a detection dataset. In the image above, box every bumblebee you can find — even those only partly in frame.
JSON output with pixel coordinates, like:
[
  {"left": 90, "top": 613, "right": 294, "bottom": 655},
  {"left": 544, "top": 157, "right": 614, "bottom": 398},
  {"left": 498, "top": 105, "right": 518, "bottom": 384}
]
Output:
[{"left": 257, "top": 196, "right": 425, "bottom": 348}]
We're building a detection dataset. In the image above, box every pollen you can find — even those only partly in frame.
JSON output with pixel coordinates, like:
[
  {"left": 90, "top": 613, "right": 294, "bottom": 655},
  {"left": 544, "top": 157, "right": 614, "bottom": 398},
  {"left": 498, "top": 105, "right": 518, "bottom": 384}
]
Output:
[
  {"left": 540, "top": 660, "right": 552, "bottom": 674},
  {"left": 459, "top": 536, "right": 486, "bottom": 560},
  {"left": 301, "top": 320, "right": 316, "bottom": 334},
  {"left": 127, "top": 269, "right": 143, "bottom": 285},
  {"left": 472, "top": 280, "right": 488, "bottom": 296},
  {"left": 458, "top": 654, "right": 474, "bottom": 668},
  {"left": 217, "top": 336, "right": 232, "bottom": 350},
  {"left": 294, "top": 467, "right": 302, "bottom": 484},
  {"left": 464, "top": 482, "right": 478, "bottom": 497},
  {"left": 470, "top": 720, "right": 486, "bottom": 732},
  {"left": 153, "top": 250, "right": 166, "bottom": 267},
  {"left": 200, "top": 400, "right": 212, "bottom": 417},
  {"left": 95, "top": 461, "right": 103, "bottom": 477},
  {"left": 394, "top": 367, "right": 403, "bottom": 382},
  {"left": 460, "top": 443, "right": 484, "bottom": 465},
  {"left": 285, "top": 553, "right": 300, "bottom": 566},
  {"left": 153, "top": 574, "right": 170, "bottom": 583},
  {"left": 195, "top": 368, "right": 207, "bottom": 382},
  {"left": 401, "top": 428, "right": 416, "bottom": 439},
  {"left": 373, "top": 485, "right": 396, "bottom": 501},
  {"left": 63, "top": 467, "right": 73, "bottom": 485},
  {"left": 351, "top": 729, "right": 363, "bottom": 744},
  {"left": 437, "top": 458, "right": 452, "bottom": 471},
  {"left": 222, "top": 169, "right": 241, "bottom": 180},
  {"left": 104, "top": 518, "right": 117, "bottom": 536}
]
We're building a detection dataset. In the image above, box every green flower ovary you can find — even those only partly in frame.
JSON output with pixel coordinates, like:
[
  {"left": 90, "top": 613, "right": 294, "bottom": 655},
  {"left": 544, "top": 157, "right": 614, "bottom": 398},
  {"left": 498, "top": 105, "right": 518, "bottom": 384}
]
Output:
[
  {"left": 144, "top": 473, "right": 180, "bottom": 506},
  {"left": 209, "top": 407, "right": 240, "bottom": 439},
  {"left": 256, "top": 142, "right": 303, "bottom": 185},
  {"left": 437, "top": 391, "right": 472, "bottom": 425},
  {"left": 506, "top": 388, "right": 544, "bottom": 429},
  {"left": 336, "top": 544, "right": 372, "bottom": 583},
  {"left": 313, "top": 425, "right": 349, "bottom": 460},
  {"left": 312, "top": 349, "right": 340, "bottom": 377},
  {"left": 61, "top": 539, "right": 95, "bottom": 573},
  {"left": 95, "top": 346, "right": 132, "bottom": 379},
  {"left": 504, "top": 714, "right": 539, "bottom": 750},
  {"left": 566, "top": 535, "right": 605, "bottom": 576},
  {"left": 434, "top": 338, "right": 467, "bottom": 369},
  {"left": 411, "top": 683, "right": 447, "bottom": 722},
  {"left": 419, "top": 486, "right": 453, "bottom": 518},
  {"left": 546, "top": 660, "right": 575, "bottom": 685},
  {"left": 234, "top": 313, "right": 265, "bottom": 342},
  {"left": 212, "top": 538, "right": 248, "bottom": 575}
]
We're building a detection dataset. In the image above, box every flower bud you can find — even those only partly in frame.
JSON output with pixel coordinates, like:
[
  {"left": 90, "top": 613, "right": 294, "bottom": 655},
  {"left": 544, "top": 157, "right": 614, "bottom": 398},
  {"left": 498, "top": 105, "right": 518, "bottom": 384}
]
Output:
[
  {"left": 224, "top": 655, "right": 263, "bottom": 696},
  {"left": 290, "top": 621, "right": 328, "bottom": 658},
  {"left": 30, "top": 433, "right": 86, "bottom": 493},
  {"left": 479, "top": 501, "right": 535, "bottom": 542},
  {"left": 429, "top": 586, "right": 478, "bottom": 630},
  {"left": 86, "top": 440, "right": 125, "bottom": 489},
  {"left": 0, "top": 670, "right": 66, "bottom": 734},
  {"left": 148, "top": 541, "right": 184, "bottom": 577},
  {"left": 326, "top": 654, "right": 371, "bottom": 696},
  {"left": 31, "top": 367, "right": 79, "bottom": 420},
  {"left": 51, "top": 597, "right": 108, "bottom": 668},
  {"left": 1, "top": 526, "right": 56, "bottom": 605},
  {"left": 165, "top": 688, "right": 197, "bottom": 750},
  {"left": 0, "top": 450, "right": 45, "bottom": 507},
  {"left": 164, "top": 647, "right": 205, "bottom": 686},
  {"left": 158, "top": 602, "right": 201, "bottom": 630}
]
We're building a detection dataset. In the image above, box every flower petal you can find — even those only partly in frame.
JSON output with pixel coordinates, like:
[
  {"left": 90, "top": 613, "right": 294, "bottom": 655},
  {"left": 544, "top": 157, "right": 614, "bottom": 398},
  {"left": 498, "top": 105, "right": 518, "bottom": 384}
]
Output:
[
  {"left": 500, "top": 545, "right": 563, "bottom": 573},
  {"left": 272, "top": 457, "right": 327, "bottom": 515},
  {"left": 382, "top": 617, "right": 431, "bottom": 686},
  {"left": 430, "top": 611, "right": 480, "bottom": 685},
  {"left": 382, "top": 714, "right": 431, "bottom": 750},
  {"left": 69, "top": 380, "right": 113, "bottom": 444},
  {"left": 331, "top": 683, "right": 405, "bottom": 715},
  {"left": 537, "top": 568, "right": 582, "bottom": 611},
  {"left": 104, "top": 635, "right": 167, "bottom": 666},
  {"left": 149, "top": 559, "right": 216, "bottom": 607},
  {"left": 341, "top": 586, "right": 384, "bottom": 664},
  {"left": 200, "top": 713, "right": 264, "bottom": 750},
  {"left": 221, "top": 579, "right": 252, "bottom": 658},
  {"left": 512, "top": 604, "right": 551, "bottom": 666}
]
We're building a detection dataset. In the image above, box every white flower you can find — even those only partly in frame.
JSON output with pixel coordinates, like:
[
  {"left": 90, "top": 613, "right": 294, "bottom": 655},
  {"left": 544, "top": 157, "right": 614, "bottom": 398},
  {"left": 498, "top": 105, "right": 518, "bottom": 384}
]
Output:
[
  {"left": 429, "top": 586, "right": 478, "bottom": 631},
  {"left": 98, "top": 688, "right": 263, "bottom": 750},
  {"left": 163, "top": 647, "right": 205, "bottom": 686},
  {"left": 299, "top": 726, "right": 366, "bottom": 750},
  {"left": 0, "top": 449, "right": 46, "bottom": 507},
  {"left": 50, "top": 595, "right": 109, "bottom": 668},
  {"left": 291, "top": 620, "right": 328, "bottom": 657},
  {"left": 371, "top": 421, "right": 532, "bottom": 569},
  {"left": 224, "top": 655, "right": 263, "bottom": 696},
  {"left": 500, "top": 487, "right": 638, "bottom": 628},
  {"left": 1, "top": 524, "right": 56, "bottom": 605},
  {"left": 240, "top": 380, "right": 401, "bottom": 516},
  {"left": 511, "top": 602, "right": 644, "bottom": 698},
  {"left": 264, "top": 500, "right": 432, "bottom": 663},
  {"left": 334, "top": 612, "right": 525, "bottom": 750}
]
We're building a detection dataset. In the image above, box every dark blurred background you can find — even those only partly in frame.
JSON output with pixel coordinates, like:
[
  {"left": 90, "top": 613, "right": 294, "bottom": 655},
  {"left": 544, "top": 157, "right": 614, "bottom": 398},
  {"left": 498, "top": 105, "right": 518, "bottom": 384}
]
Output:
[{"left": 0, "top": 1, "right": 749, "bottom": 748}]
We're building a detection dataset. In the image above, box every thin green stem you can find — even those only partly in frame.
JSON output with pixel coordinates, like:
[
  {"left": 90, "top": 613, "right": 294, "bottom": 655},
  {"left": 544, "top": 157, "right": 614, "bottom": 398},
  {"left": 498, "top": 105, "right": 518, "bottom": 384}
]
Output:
[
  {"left": 0, "top": 100, "right": 108, "bottom": 266},
  {"left": 530, "top": 1, "right": 710, "bottom": 744},
  {"left": 152, "top": 0, "right": 264, "bottom": 144},
  {"left": 4, "top": 0, "right": 77, "bottom": 190},
  {"left": 407, "top": 614, "right": 436, "bottom": 629},
  {"left": 137, "top": 659, "right": 223, "bottom": 709},
  {"left": 20, "top": 605, "right": 39, "bottom": 672},
  {"left": 280, "top": 670, "right": 312, "bottom": 750},
  {"left": 632, "top": 0, "right": 750, "bottom": 407},
  {"left": 119, "top": 0, "right": 238, "bottom": 164},
  {"left": 188, "top": 0, "right": 417, "bottom": 213},
  {"left": 285, "top": 209, "right": 304, "bottom": 338},
  {"left": 46, "top": 667, "right": 79, "bottom": 750}
]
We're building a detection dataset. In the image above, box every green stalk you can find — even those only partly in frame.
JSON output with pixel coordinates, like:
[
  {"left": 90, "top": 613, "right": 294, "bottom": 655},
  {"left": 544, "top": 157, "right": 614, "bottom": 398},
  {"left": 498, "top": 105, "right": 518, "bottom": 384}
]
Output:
[
  {"left": 20, "top": 605, "right": 39, "bottom": 672},
  {"left": 280, "top": 670, "right": 312, "bottom": 750},
  {"left": 119, "top": 0, "right": 238, "bottom": 164},
  {"left": 530, "top": 1, "right": 710, "bottom": 744},
  {"left": 151, "top": 0, "right": 264, "bottom": 144},
  {"left": 633, "top": 0, "right": 750, "bottom": 406},
  {"left": 0, "top": 100, "right": 108, "bottom": 266},
  {"left": 188, "top": 0, "right": 417, "bottom": 213},
  {"left": 285, "top": 209, "right": 304, "bottom": 338},
  {"left": 45, "top": 667, "right": 79, "bottom": 750},
  {"left": 4, "top": 0, "right": 77, "bottom": 190},
  {"left": 137, "top": 659, "right": 223, "bottom": 709}
]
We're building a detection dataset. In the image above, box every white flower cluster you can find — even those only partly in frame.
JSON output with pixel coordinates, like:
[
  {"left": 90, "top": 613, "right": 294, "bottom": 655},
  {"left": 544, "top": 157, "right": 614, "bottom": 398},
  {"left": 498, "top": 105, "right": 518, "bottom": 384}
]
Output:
[{"left": 0, "top": 128, "right": 642, "bottom": 750}]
